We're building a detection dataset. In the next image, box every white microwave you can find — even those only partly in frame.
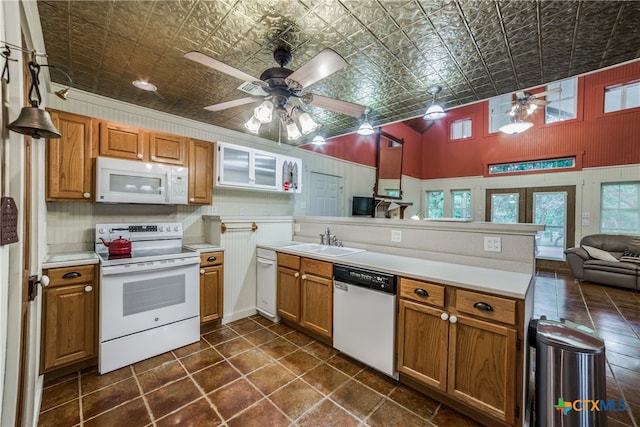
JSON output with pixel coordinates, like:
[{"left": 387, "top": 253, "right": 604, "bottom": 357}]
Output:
[{"left": 96, "top": 157, "right": 188, "bottom": 204}]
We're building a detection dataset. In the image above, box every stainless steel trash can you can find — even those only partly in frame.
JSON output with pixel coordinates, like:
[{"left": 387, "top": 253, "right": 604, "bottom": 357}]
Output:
[{"left": 534, "top": 317, "right": 607, "bottom": 427}]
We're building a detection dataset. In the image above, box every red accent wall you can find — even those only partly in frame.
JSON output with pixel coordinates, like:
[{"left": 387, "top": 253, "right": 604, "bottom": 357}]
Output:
[{"left": 302, "top": 60, "right": 640, "bottom": 180}]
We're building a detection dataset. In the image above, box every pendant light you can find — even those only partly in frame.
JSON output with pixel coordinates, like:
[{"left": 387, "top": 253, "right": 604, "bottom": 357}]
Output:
[
  {"left": 311, "top": 134, "right": 326, "bottom": 145},
  {"left": 8, "top": 59, "right": 61, "bottom": 139},
  {"left": 499, "top": 104, "right": 533, "bottom": 134},
  {"left": 357, "top": 108, "right": 374, "bottom": 135},
  {"left": 423, "top": 86, "right": 446, "bottom": 121}
]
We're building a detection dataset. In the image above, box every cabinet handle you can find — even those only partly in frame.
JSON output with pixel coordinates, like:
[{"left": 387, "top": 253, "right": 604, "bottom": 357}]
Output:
[
  {"left": 40, "top": 275, "right": 50, "bottom": 287},
  {"left": 62, "top": 271, "right": 81, "bottom": 279},
  {"left": 473, "top": 301, "right": 494, "bottom": 312},
  {"left": 200, "top": 269, "right": 205, "bottom": 275},
  {"left": 301, "top": 274, "right": 307, "bottom": 280},
  {"left": 449, "top": 315, "right": 458, "bottom": 324},
  {"left": 414, "top": 288, "right": 429, "bottom": 297},
  {"left": 294, "top": 272, "right": 299, "bottom": 278},
  {"left": 83, "top": 192, "right": 91, "bottom": 199},
  {"left": 207, "top": 256, "right": 217, "bottom": 262},
  {"left": 440, "top": 312, "right": 449, "bottom": 321},
  {"left": 137, "top": 153, "right": 143, "bottom": 159},
  {"left": 85, "top": 285, "right": 93, "bottom": 292}
]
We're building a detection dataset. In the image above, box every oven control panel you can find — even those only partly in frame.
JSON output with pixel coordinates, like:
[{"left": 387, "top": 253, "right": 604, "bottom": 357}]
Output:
[{"left": 95, "top": 223, "right": 183, "bottom": 242}]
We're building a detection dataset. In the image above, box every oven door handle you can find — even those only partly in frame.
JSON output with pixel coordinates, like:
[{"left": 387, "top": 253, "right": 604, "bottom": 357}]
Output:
[{"left": 101, "top": 257, "right": 200, "bottom": 276}]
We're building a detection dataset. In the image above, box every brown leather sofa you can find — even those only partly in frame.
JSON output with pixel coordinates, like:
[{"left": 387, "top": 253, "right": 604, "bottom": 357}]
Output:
[{"left": 565, "top": 234, "right": 640, "bottom": 290}]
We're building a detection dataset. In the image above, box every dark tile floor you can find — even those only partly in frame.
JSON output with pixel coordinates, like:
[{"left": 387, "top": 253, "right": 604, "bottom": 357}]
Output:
[{"left": 38, "top": 272, "right": 640, "bottom": 427}]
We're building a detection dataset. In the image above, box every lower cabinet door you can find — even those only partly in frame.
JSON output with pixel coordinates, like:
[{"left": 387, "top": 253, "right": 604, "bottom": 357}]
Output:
[
  {"left": 200, "top": 265, "right": 223, "bottom": 323},
  {"left": 42, "top": 283, "right": 96, "bottom": 372},
  {"left": 277, "top": 266, "right": 300, "bottom": 323},
  {"left": 300, "top": 273, "right": 332, "bottom": 338},
  {"left": 447, "top": 315, "right": 517, "bottom": 424},
  {"left": 397, "top": 299, "right": 449, "bottom": 390}
]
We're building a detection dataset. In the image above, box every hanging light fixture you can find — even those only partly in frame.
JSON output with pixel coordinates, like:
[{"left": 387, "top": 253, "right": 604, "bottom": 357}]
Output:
[
  {"left": 244, "top": 114, "right": 262, "bottom": 134},
  {"left": 254, "top": 100, "right": 274, "bottom": 123},
  {"left": 311, "top": 134, "right": 326, "bottom": 145},
  {"left": 8, "top": 57, "right": 61, "bottom": 139},
  {"left": 499, "top": 104, "right": 533, "bottom": 134},
  {"left": 423, "top": 86, "right": 446, "bottom": 121},
  {"left": 284, "top": 117, "right": 302, "bottom": 140},
  {"left": 296, "top": 108, "right": 318, "bottom": 134},
  {"left": 357, "top": 108, "right": 374, "bottom": 135}
]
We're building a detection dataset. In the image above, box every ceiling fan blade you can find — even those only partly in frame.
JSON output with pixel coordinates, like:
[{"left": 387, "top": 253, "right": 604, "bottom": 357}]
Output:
[
  {"left": 204, "top": 97, "right": 257, "bottom": 112},
  {"left": 304, "top": 94, "right": 366, "bottom": 117},
  {"left": 515, "top": 91, "right": 527, "bottom": 99},
  {"left": 532, "top": 87, "right": 561, "bottom": 98},
  {"left": 185, "top": 51, "right": 260, "bottom": 83},
  {"left": 285, "top": 48, "right": 348, "bottom": 89},
  {"left": 531, "top": 99, "right": 550, "bottom": 106}
]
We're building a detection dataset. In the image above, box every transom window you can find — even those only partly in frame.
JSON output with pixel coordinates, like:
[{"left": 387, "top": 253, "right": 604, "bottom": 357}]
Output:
[
  {"left": 601, "top": 182, "right": 640, "bottom": 235},
  {"left": 451, "top": 190, "right": 471, "bottom": 219},
  {"left": 545, "top": 78, "right": 577, "bottom": 123},
  {"left": 604, "top": 81, "right": 640, "bottom": 113},
  {"left": 488, "top": 157, "right": 575, "bottom": 175},
  {"left": 426, "top": 191, "right": 444, "bottom": 218},
  {"left": 450, "top": 118, "right": 472, "bottom": 140}
]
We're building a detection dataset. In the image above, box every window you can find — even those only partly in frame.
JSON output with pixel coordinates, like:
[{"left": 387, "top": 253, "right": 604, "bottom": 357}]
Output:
[
  {"left": 604, "top": 81, "right": 640, "bottom": 113},
  {"left": 601, "top": 182, "right": 640, "bottom": 235},
  {"left": 426, "top": 191, "right": 444, "bottom": 218},
  {"left": 488, "top": 94, "right": 512, "bottom": 133},
  {"left": 450, "top": 118, "right": 472, "bottom": 140},
  {"left": 451, "top": 190, "right": 471, "bottom": 219},
  {"left": 545, "top": 78, "right": 577, "bottom": 123},
  {"left": 488, "top": 157, "right": 575, "bottom": 175}
]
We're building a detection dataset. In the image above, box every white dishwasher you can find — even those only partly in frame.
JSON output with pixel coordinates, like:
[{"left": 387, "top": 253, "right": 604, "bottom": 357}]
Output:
[
  {"left": 333, "top": 264, "right": 398, "bottom": 379},
  {"left": 256, "top": 248, "right": 279, "bottom": 322}
]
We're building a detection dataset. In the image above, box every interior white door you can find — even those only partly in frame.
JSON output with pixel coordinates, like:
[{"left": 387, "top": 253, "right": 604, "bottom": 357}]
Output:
[{"left": 309, "top": 172, "right": 341, "bottom": 216}]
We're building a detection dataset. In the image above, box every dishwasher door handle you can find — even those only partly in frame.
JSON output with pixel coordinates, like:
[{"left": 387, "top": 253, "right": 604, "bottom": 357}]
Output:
[
  {"left": 257, "top": 259, "right": 274, "bottom": 266},
  {"left": 334, "top": 281, "right": 348, "bottom": 291}
]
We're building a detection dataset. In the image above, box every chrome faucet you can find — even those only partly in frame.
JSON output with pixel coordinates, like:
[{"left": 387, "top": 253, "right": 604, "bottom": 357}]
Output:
[{"left": 318, "top": 227, "right": 343, "bottom": 247}]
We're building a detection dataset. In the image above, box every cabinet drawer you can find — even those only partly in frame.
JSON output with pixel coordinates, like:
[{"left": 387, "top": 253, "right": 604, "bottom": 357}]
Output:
[
  {"left": 278, "top": 253, "right": 300, "bottom": 270},
  {"left": 400, "top": 277, "right": 445, "bottom": 307},
  {"left": 46, "top": 265, "right": 95, "bottom": 286},
  {"left": 200, "top": 251, "right": 223, "bottom": 267},
  {"left": 455, "top": 289, "right": 516, "bottom": 325},
  {"left": 301, "top": 257, "right": 332, "bottom": 279}
]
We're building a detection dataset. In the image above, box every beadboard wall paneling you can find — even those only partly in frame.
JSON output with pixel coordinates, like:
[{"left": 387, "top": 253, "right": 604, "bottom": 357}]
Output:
[{"left": 213, "top": 217, "right": 293, "bottom": 323}]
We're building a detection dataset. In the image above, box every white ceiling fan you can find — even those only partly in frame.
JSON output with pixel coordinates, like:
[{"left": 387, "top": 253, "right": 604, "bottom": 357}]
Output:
[
  {"left": 184, "top": 47, "right": 366, "bottom": 139},
  {"left": 510, "top": 88, "right": 561, "bottom": 116}
]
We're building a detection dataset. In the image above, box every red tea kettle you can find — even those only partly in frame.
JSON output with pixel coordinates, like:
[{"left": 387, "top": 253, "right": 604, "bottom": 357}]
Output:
[{"left": 99, "top": 236, "right": 132, "bottom": 255}]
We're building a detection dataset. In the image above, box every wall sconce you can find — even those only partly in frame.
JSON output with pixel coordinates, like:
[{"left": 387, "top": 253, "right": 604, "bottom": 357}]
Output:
[
  {"left": 8, "top": 58, "right": 61, "bottom": 139},
  {"left": 423, "top": 86, "right": 446, "bottom": 121},
  {"left": 357, "top": 108, "right": 374, "bottom": 135}
]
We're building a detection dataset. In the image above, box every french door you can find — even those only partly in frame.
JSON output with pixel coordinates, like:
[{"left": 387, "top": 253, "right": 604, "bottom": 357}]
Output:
[{"left": 486, "top": 186, "right": 575, "bottom": 270}]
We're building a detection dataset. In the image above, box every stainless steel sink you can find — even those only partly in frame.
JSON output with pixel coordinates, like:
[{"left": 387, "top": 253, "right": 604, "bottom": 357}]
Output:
[{"left": 284, "top": 243, "right": 366, "bottom": 257}]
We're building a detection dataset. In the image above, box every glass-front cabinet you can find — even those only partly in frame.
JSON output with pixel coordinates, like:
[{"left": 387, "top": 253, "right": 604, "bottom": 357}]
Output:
[{"left": 216, "top": 142, "right": 301, "bottom": 193}]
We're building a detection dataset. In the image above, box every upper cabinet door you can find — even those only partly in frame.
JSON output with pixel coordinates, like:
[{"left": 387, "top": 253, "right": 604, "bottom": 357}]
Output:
[
  {"left": 188, "top": 138, "right": 213, "bottom": 205},
  {"left": 46, "top": 110, "right": 94, "bottom": 201},
  {"left": 218, "top": 143, "right": 252, "bottom": 186},
  {"left": 149, "top": 131, "right": 187, "bottom": 166},
  {"left": 99, "top": 121, "right": 145, "bottom": 161}
]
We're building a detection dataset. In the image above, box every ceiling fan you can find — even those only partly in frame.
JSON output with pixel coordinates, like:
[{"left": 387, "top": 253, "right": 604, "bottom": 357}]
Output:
[
  {"left": 184, "top": 47, "right": 366, "bottom": 139},
  {"left": 509, "top": 88, "right": 561, "bottom": 116}
]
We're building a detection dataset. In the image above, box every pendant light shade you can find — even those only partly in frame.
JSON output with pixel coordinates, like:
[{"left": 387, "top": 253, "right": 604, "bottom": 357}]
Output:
[
  {"left": 8, "top": 61, "right": 61, "bottom": 139},
  {"left": 244, "top": 114, "right": 262, "bottom": 134},
  {"left": 311, "top": 135, "right": 326, "bottom": 145},
  {"left": 498, "top": 120, "right": 534, "bottom": 135},
  {"left": 285, "top": 119, "right": 302, "bottom": 140},
  {"left": 254, "top": 100, "right": 274, "bottom": 123},
  {"left": 297, "top": 109, "right": 318, "bottom": 134},
  {"left": 357, "top": 108, "right": 374, "bottom": 135},
  {"left": 423, "top": 86, "right": 446, "bottom": 121}
]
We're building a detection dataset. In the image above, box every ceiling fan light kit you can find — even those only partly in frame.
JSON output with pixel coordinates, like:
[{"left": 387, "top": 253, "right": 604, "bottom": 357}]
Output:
[
  {"left": 185, "top": 46, "right": 366, "bottom": 143},
  {"left": 499, "top": 120, "right": 534, "bottom": 135},
  {"left": 423, "top": 86, "right": 447, "bottom": 121},
  {"left": 132, "top": 79, "right": 157, "bottom": 92}
]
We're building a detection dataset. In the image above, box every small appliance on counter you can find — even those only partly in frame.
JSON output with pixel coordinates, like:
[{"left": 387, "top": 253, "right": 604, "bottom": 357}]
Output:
[{"left": 95, "top": 222, "right": 200, "bottom": 374}]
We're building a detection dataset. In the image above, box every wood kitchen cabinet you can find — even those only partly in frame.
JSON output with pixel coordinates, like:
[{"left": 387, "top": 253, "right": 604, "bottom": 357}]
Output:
[
  {"left": 98, "top": 121, "right": 188, "bottom": 166},
  {"left": 46, "top": 110, "right": 95, "bottom": 201},
  {"left": 277, "top": 253, "right": 333, "bottom": 341},
  {"left": 397, "top": 277, "right": 520, "bottom": 426},
  {"left": 199, "top": 251, "right": 224, "bottom": 325},
  {"left": 188, "top": 138, "right": 214, "bottom": 205},
  {"left": 41, "top": 264, "right": 98, "bottom": 373}
]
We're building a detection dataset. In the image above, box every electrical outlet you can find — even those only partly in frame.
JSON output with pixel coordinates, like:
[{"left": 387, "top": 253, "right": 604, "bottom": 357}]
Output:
[
  {"left": 211, "top": 206, "right": 218, "bottom": 215},
  {"left": 582, "top": 219, "right": 590, "bottom": 226},
  {"left": 484, "top": 236, "right": 502, "bottom": 252},
  {"left": 391, "top": 230, "right": 402, "bottom": 242},
  {"left": 582, "top": 212, "right": 590, "bottom": 218}
]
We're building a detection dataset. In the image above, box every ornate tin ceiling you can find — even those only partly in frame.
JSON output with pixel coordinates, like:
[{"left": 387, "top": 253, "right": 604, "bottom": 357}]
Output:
[{"left": 37, "top": 0, "right": 640, "bottom": 144}]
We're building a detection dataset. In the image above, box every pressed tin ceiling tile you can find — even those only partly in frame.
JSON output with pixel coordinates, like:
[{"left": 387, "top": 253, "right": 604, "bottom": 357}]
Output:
[{"left": 37, "top": 0, "right": 640, "bottom": 142}]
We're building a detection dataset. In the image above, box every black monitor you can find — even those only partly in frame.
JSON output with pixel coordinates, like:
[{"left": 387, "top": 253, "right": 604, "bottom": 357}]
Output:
[{"left": 352, "top": 196, "right": 374, "bottom": 216}]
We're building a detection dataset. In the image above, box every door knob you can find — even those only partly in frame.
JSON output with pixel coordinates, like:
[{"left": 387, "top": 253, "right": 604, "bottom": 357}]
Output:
[
  {"left": 294, "top": 272, "right": 299, "bottom": 278},
  {"left": 85, "top": 285, "right": 93, "bottom": 292},
  {"left": 301, "top": 274, "right": 307, "bottom": 280},
  {"left": 39, "top": 275, "right": 50, "bottom": 287},
  {"left": 136, "top": 153, "right": 143, "bottom": 159},
  {"left": 449, "top": 315, "right": 458, "bottom": 324},
  {"left": 83, "top": 192, "right": 91, "bottom": 199},
  {"left": 440, "top": 312, "right": 449, "bottom": 321},
  {"left": 200, "top": 269, "right": 205, "bottom": 275}
]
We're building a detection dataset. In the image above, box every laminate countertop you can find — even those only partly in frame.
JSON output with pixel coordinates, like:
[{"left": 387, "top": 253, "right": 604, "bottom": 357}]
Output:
[
  {"left": 42, "top": 252, "right": 100, "bottom": 269},
  {"left": 258, "top": 241, "right": 533, "bottom": 299}
]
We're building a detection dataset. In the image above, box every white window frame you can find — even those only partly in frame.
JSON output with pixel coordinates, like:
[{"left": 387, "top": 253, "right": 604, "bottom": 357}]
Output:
[
  {"left": 488, "top": 93, "right": 512, "bottom": 133},
  {"left": 426, "top": 190, "right": 444, "bottom": 218},
  {"left": 604, "top": 81, "right": 640, "bottom": 113},
  {"left": 545, "top": 78, "right": 577, "bottom": 124},
  {"left": 450, "top": 118, "right": 472, "bottom": 140},
  {"left": 601, "top": 182, "right": 640, "bottom": 235},
  {"left": 451, "top": 189, "right": 471, "bottom": 219}
]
